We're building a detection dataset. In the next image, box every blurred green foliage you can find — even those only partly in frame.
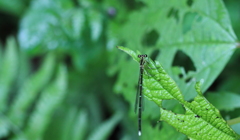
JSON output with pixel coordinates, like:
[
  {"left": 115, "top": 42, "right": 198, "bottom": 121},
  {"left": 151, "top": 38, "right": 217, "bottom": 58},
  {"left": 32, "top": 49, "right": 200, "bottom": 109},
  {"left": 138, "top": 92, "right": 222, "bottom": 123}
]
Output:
[{"left": 0, "top": 0, "right": 240, "bottom": 140}]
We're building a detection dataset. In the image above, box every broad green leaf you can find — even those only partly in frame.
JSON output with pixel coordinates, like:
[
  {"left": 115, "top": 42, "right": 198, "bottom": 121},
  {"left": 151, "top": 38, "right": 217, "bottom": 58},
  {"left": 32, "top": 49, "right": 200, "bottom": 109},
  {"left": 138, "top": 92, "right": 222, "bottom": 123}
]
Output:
[
  {"left": 206, "top": 92, "right": 240, "bottom": 111},
  {"left": 23, "top": 64, "right": 67, "bottom": 140},
  {"left": 114, "top": 1, "right": 239, "bottom": 137},
  {"left": 118, "top": 46, "right": 240, "bottom": 140},
  {"left": 0, "top": 37, "right": 18, "bottom": 111},
  {"left": 160, "top": 85, "right": 238, "bottom": 140},
  {"left": 8, "top": 53, "right": 55, "bottom": 127},
  {"left": 117, "top": 0, "right": 238, "bottom": 101}
]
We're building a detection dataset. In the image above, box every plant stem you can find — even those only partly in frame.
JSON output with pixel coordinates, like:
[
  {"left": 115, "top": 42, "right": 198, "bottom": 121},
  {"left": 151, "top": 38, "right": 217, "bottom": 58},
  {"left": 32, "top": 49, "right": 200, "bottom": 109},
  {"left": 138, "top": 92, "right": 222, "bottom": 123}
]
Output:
[{"left": 227, "top": 117, "right": 240, "bottom": 125}]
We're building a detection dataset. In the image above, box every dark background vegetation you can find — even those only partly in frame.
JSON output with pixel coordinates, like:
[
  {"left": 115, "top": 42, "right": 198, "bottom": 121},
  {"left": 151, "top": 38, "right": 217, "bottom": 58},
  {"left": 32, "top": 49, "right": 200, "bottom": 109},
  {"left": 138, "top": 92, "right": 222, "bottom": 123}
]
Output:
[{"left": 0, "top": 0, "right": 240, "bottom": 139}]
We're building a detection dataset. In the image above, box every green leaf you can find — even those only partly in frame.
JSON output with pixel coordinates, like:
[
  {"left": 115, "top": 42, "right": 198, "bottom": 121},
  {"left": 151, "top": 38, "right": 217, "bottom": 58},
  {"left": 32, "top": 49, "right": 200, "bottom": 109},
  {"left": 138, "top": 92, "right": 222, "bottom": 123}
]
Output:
[
  {"left": 0, "top": 37, "right": 18, "bottom": 111},
  {"left": 160, "top": 84, "right": 239, "bottom": 140},
  {"left": 117, "top": 0, "right": 238, "bottom": 101},
  {"left": 87, "top": 112, "right": 122, "bottom": 140},
  {"left": 116, "top": 46, "right": 140, "bottom": 62},
  {"left": 8, "top": 53, "right": 55, "bottom": 127},
  {"left": 114, "top": 0, "right": 239, "bottom": 137},
  {"left": 0, "top": 43, "right": 2, "bottom": 64},
  {"left": 71, "top": 110, "right": 88, "bottom": 140},
  {"left": 24, "top": 64, "right": 67, "bottom": 140},
  {"left": 88, "top": 10, "right": 103, "bottom": 41},
  {"left": 231, "top": 123, "right": 240, "bottom": 135},
  {"left": 71, "top": 9, "right": 85, "bottom": 39},
  {"left": 0, "top": 0, "right": 26, "bottom": 16},
  {"left": 0, "top": 115, "right": 10, "bottom": 138},
  {"left": 118, "top": 46, "right": 240, "bottom": 140},
  {"left": 60, "top": 107, "right": 79, "bottom": 140},
  {"left": 142, "top": 122, "right": 186, "bottom": 140},
  {"left": 206, "top": 92, "right": 240, "bottom": 111},
  {"left": 17, "top": 0, "right": 77, "bottom": 55}
]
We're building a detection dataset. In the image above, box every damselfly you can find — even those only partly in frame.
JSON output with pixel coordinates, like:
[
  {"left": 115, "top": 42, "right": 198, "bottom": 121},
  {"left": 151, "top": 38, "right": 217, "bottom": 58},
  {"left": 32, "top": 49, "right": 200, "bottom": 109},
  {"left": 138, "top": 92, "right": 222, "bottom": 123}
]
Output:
[{"left": 135, "top": 54, "right": 148, "bottom": 136}]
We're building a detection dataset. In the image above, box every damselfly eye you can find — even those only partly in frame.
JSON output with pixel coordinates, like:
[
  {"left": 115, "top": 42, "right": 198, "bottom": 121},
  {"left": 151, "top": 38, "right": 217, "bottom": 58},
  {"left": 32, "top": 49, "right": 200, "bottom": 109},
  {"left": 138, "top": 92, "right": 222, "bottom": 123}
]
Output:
[
  {"left": 138, "top": 55, "right": 141, "bottom": 58},
  {"left": 144, "top": 54, "right": 147, "bottom": 57}
]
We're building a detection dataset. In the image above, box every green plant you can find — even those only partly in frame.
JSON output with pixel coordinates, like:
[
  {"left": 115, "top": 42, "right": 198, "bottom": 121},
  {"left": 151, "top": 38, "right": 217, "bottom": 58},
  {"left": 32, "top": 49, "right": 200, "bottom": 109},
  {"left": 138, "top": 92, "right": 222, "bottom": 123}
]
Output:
[
  {"left": 111, "top": 0, "right": 240, "bottom": 139},
  {"left": 0, "top": 0, "right": 240, "bottom": 139},
  {"left": 0, "top": 37, "right": 67, "bottom": 139},
  {"left": 117, "top": 46, "right": 240, "bottom": 140}
]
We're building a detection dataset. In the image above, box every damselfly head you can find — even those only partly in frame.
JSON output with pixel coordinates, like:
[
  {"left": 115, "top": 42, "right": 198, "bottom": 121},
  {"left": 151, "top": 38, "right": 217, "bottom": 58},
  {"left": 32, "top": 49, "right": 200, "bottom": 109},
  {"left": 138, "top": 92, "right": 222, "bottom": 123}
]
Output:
[{"left": 138, "top": 54, "right": 148, "bottom": 58}]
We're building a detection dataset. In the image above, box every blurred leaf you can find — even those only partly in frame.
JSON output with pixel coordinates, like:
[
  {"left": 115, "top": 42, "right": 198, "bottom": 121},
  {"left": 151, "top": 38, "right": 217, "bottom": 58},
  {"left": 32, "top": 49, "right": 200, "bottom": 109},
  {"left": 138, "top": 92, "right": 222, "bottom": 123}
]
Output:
[
  {"left": 72, "top": 109, "right": 88, "bottom": 140},
  {"left": 60, "top": 107, "right": 79, "bottom": 140},
  {"left": 8, "top": 53, "right": 55, "bottom": 127},
  {"left": 206, "top": 92, "right": 240, "bottom": 111},
  {"left": 71, "top": 9, "right": 85, "bottom": 39},
  {"left": 231, "top": 123, "right": 240, "bottom": 135},
  {"left": 23, "top": 64, "right": 67, "bottom": 140},
  {"left": 0, "top": 43, "right": 2, "bottom": 63},
  {"left": 224, "top": 0, "right": 240, "bottom": 39},
  {"left": 0, "top": 37, "right": 18, "bottom": 111},
  {"left": 15, "top": 52, "right": 30, "bottom": 92},
  {"left": 217, "top": 76, "right": 240, "bottom": 93},
  {"left": 141, "top": 104, "right": 187, "bottom": 140},
  {"left": 88, "top": 10, "right": 103, "bottom": 41},
  {"left": 0, "top": 115, "right": 10, "bottom": 138},
  {"left": 31, "top": 0, "right": 74, "bottom": 9},
  {"left": 116, "top": 0, "right": 238, "bottom": 101},
  {"left": 0, "top": 0, "right": 27, "bottom": 16},
  {"left": 18, "top": 0, "right": 77, "bottom": 54},
  {"left": 118, "top": 46, "right": 240, "bottom": 139},
  {"left": 142, "top": 122, "right": 186, "bottom": 140},
  {"left": 87, "top": 112, "right": 122, "bottom": 140},
  {"left": 18, "top": 0, "right": 106, "bottom": 72}
]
